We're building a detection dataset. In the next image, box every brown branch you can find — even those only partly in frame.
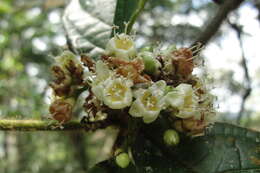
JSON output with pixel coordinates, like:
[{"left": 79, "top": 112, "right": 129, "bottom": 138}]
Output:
[
  {"left": 0, "top": 119, "right": 116, "bottom": 131},
  {"left": 227, "top": 21, "right": 252, "bottom": 124},
  {"left": 192, "top": 0, "right": 245, "bottom": 46}
]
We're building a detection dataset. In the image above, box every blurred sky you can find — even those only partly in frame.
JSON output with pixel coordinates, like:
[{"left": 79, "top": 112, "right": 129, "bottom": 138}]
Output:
[{"left": 205, "top": 4, "right": 260, "bottom": 117}]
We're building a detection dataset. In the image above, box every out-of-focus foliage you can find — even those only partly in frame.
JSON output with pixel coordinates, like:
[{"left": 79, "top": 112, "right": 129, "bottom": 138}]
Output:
[
  {"left": 0, "top": 0, "right": 260, "bottom": 172},
  {"left": 0, "top": 0, "right": 66, "bottom": 119}
]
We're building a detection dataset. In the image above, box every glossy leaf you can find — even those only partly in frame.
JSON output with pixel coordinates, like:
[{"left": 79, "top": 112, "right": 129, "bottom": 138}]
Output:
[
  {"left": 91, "top": 123, "right": 260, "bottom": 173},
  {"left": 112, "top": 0, "right": 139, "bottom": 34}
]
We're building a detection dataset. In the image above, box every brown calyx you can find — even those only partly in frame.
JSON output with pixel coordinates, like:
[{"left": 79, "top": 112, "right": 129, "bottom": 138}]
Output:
[{"left": 49, "top": 99, "right": 73, "bottom": 123}]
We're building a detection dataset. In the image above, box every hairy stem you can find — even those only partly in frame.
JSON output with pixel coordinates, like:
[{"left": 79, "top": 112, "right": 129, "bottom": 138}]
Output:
[{"left": 0, "top": 119, "right": 115, "bottom": 131}]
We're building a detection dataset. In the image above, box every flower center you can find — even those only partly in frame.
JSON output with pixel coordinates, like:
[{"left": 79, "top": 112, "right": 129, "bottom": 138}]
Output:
[
  {"left": 107, "top": 82, "right": 127, "bottom": 101},
  {"left": 115, "top": 38, "right": 133, "bottom": 50},
  {"left": 183, "top": 94, "right": 193, "bottom": 108},
  {"left": 141, "top": 91, "right": 158, "bottom": 111}
]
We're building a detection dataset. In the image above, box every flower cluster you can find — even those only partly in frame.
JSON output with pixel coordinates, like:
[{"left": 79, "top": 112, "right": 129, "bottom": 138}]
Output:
[{"left": 49, "top": 33, "right": 216, "bottom": 134}]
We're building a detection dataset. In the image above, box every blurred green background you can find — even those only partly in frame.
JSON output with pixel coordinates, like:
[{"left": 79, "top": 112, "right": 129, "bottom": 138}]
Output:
[{"left": 0, "top": 0, "right": 260, "bottom": 172}]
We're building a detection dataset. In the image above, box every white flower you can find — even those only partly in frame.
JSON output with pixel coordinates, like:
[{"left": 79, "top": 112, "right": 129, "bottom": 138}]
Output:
[
  {"left": 106, "top": 33, "right": 136, "bottom": 60},
  {"left": 165, "top": 83, "right": 199, "bottom": 119},
  {"left": 91, "top": 60, "right": 113, "bottom": 100},
  {"left": 102, "top": 77, "right": 133, "bottom": 109},
  {"left": 90, "top": 60, "right": 133, "bottom": 109},
  {"left": 95, "top": 60, "right": 112, "bottom": 82},
  {"left": 129, "top": 81, "right": 166, "bottom": 123},
  {"left": 92, "top": 81, "right": 106, "bottom": 101}
]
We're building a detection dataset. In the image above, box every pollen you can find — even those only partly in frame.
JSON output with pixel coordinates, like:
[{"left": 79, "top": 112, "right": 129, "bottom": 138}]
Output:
[
  {"left": 141, "top": 91, "right": 158, "bottom": 111},
  {"left": 115, "top": 38, "right": 133, "bottom": 50},
  {"left": 107, "top": 82, "right": 127, "bottom": 101}
]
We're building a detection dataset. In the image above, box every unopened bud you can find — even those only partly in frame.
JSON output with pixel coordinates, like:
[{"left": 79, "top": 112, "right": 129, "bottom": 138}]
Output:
[
  {"left": 163, "top": 129, "right": 180, "bottom": 147},
  {"left": 139, "top": 51, "right": 160, "bottom": 75},
  {"left": 115, "top": 152, "right": 130, "bottom": 168}
]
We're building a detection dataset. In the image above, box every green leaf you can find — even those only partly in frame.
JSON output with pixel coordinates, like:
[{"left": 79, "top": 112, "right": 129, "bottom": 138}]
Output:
[
  {"left": 63, "top": 0, "right": 116, "bottom": 57},
  {"left": 91, "top": 122, "right": 260, "bottom": 173},
  {"left": 113, "top": 0, "right": 149, "bottom": 35},
  {"left": 0, "top": 1, "right": 12, "bottom": 14},
  {"left": 175, "top": 123, "right": 260, "bottom": 173},
  {"left": 63, "top": 0, "right": 148, "bottom": 57}
]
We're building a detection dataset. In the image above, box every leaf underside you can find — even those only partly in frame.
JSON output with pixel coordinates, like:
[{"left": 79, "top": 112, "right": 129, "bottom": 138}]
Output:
[
  {"left": 63, "top": 0, "right": 116, "bottom": 57},
  {"left": 63, "top": 0, "right": 140, "bottom": 58}
]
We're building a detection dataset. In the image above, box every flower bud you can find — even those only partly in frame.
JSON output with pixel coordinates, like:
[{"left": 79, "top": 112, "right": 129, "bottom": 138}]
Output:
[
  {"left": 163, "top": 129, "right": 180, "bottom": 147},
  {"left": 49, "top": 98, "right": 75, "bottom": 123},
  {"left": 139, "top": 51, "right": 161, "bottom": 75},
  {"left": 115, "top": 152, "right": 130, "bottom": 168}
]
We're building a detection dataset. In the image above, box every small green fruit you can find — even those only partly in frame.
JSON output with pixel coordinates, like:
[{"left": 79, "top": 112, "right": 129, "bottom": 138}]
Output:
[
  {"left": 163, "top": 129, "right": 180, "bottom": 147},
  {"left": 139, "top": 51, "right": 158, "bottom": 75},
  {"left": 115, "top": 152, "right": 130, "bottom": 168}
]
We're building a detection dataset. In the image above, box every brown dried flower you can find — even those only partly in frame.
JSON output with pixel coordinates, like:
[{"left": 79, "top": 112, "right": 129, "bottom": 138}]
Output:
[
  {"left": 104, "top": 56, "right": 151, "bottom": 84},
  {"left": 172, "top": 48, "right": 194, "bottom": 78},
  {"left": 49, "top": 98, "right": 75, "bottom": 123}
]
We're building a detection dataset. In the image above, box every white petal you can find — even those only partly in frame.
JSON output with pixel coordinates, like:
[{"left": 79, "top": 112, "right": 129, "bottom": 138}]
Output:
[{"left": 165, "top": 92, "right": 184, "bottom": 108}]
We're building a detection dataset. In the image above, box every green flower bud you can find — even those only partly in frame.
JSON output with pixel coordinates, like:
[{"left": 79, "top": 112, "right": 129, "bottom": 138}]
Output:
[
  {"left": 139, "top": 51, "right": 161, "bottom": 75},
  {"left": 163, "top": 129, "right": 180, "bottom": 147},
  {"left": 115, "top": 152, "right": 130, "bottom": 168}
]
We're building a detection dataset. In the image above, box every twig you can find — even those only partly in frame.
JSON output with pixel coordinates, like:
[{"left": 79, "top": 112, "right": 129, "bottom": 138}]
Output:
[
  {"left": 126, "top": 0, "right": 149, "bottom": 34},
  {"left": 0, "top": 119, "right": 115, "bottom": 131},
  {"left": 192, "top": 0, "right": 245, "bottom": 46},
  {"left": 227, "top": 20, "right": 252, "bottom": 124}
]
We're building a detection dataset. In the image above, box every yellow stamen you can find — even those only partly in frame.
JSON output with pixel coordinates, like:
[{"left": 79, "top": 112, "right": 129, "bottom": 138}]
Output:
[
  {"left": 115, "top": 38, "right": 133, "bottom": 50},
  {"left": 107, "top": 82, "right": 127, "bottom": 101},
  {"left": 141, "top": 91, "right": 158, "bottom": 111}
]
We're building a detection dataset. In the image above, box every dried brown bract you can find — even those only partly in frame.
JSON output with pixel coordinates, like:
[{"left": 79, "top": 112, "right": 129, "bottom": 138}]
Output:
[
  {"left": 49, "top": 98, "right": 74, "bottom": 123},
  {"left": 172, "top": 48, "right": 194, "bottom": 78},
  {"left": 50, "top": 65, "right": 72, "bottom": 97},
  {"left": 66, "top": 59, "right": 84, "bottom": 85},
  {"left": 105, "top": 56, "right": 151, "bottom": 84},
  {"left": 81, "top": 54, "right": 95, "bottom": 72}
]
